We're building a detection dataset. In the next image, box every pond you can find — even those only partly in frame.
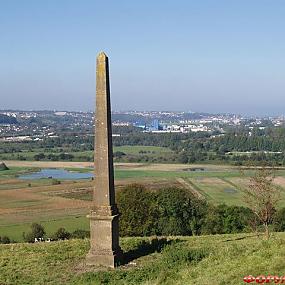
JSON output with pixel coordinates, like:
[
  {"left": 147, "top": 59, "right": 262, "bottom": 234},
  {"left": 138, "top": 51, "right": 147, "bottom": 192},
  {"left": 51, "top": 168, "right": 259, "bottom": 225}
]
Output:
[
  {"left": 224, "top": 188, "right": 237, "bottom": 194},
  {"left": 19, "top": 168, "right": 94, "bottom": 180},
  {"left": 182, "top": 167, "right": 207, "bottom": 172}
]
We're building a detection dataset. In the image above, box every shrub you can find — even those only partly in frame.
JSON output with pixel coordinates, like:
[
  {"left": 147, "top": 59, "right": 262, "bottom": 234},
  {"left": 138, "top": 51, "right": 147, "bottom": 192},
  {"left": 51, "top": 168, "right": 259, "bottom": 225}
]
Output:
[
  {"left": 0, "top": 236, "right": 11, "bottom": 244},
  {"left": 113, "top": 151, "right": 126, "bottom": 158},
  {"left": 274, "top": 208, "right": 285, "bottom": 232},
  {"left": 117, "top": 184, "right": 159, "bottom": 236},
  {"left": 71, "top": 229, "right": 90, "bottom": 239},
  {"left": 34, "top": 153, "right": 45, "bottom": 161},
  {"left": 156, "top": 187, "right": 206, "bottom": 236},
  {"left": 52, "top": 228, "right": 71, "bottom": 240},
  {"left": 51, "top": 179, "right": 61, "bottom": 185},
  {"left": 117, "top": 184, "right": 255, "bottom": 237},
  {"left": 201, "top": 204, "right": 254, "bottom": 235},
  {"left": 23, "top": 223, "right": 45, "bottom": 243}
]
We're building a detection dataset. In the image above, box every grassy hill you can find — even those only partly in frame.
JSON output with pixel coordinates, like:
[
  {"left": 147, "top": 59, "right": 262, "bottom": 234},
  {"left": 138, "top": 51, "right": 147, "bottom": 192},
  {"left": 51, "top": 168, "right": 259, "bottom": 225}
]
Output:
[{"left": 1, "top": 233, "right": 285, "bottom": 285}]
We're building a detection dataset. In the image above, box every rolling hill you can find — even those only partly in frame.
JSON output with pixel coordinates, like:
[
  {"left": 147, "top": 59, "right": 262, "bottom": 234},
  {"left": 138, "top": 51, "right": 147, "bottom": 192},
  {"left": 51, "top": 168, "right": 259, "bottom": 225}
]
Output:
[{"left": 1, "top": 233, "right": 285, "bottom": 285}]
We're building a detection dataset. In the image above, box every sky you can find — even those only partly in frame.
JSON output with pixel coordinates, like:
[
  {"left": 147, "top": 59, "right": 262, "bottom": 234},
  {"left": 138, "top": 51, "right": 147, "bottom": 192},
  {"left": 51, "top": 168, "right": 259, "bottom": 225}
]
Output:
[{"left": 0, "top": 0, "right": 285, "bottom": 115}]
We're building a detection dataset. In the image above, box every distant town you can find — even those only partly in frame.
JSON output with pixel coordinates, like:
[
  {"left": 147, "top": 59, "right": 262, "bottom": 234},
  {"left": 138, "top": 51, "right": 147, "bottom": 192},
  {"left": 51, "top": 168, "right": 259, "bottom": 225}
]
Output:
[{"left": 0, "top": 110, "right": 285, "bottom": 142}]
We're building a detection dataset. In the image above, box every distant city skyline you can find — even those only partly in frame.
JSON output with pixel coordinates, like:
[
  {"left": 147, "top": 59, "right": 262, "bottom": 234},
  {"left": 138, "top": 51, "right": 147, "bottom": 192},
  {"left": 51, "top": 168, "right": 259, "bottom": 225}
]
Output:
[
  {"left": 1, "top": 107, "right": 285, "bottom": 118},
  {"left": 1, "top": 1, "right": 285, "bottom": 116}
]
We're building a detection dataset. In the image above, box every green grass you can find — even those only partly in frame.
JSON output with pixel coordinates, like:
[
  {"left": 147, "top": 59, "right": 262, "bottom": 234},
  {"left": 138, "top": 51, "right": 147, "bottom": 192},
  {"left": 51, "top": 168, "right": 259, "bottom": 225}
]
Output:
[
  {"left": 114, "top": 169, "right": 182, "bottom": 179},
  {"left": 114, "top": 145, "right": 173, "bottom": 155},
  {"left": 114, "top": 168, "right": 258, "bottom": 180},
  {"left": 0, "top": 216, "right": 89, "bottom": 242},
  {"left": 0, "top": 145, "right": 173, "bottom": 161},
  {"left": 0, "top": 166, "right": 37, "bottom": 179},
  {"left": 1, "top": 233, "right": 285, "bottom": 285},
  {"left": 187, "top": 177, "right": 245, "bottom": 206}
]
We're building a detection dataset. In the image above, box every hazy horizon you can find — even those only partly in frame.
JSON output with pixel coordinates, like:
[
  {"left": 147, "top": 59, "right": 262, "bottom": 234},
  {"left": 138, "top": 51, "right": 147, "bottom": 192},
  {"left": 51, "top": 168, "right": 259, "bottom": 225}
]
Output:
[
  {"left": 1, "top": 1, "right": 285, "bottom": 116},
  {"left": 2, "top": 108, "right": 285, "bottom": 118}
]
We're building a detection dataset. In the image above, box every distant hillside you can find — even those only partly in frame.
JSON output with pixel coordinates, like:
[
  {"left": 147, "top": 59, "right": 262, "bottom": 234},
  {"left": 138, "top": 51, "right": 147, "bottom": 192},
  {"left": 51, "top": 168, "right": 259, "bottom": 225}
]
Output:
[
  {"left": 0, "top": 114, "right": 18, "bottom": 124},
  {"left": 1, "top": 233, "right": 285, "bottom": 285}
]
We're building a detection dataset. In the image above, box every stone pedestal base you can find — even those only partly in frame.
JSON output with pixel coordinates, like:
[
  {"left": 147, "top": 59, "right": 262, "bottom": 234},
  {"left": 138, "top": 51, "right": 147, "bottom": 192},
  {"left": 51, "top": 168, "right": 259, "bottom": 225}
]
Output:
[
  {"left": 86, "top": 206, "right": 122, "bottom": 268},
  {"left": 86, "top": 249, "right": 123, "bottom": 268}
]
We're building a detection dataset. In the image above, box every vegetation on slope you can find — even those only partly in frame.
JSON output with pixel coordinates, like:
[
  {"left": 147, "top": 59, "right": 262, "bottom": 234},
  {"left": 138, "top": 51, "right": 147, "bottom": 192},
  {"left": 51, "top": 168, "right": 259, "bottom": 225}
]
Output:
[{"left": 1, "top": 233, "right": 285, "bottom": 285}]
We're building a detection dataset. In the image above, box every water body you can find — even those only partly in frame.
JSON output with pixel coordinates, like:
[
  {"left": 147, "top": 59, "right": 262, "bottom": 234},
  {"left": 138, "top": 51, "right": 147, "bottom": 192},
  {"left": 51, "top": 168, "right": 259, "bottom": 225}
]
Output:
[
  {"left": 182, "top": 167, "right": 207, "bottom": 172},
  {"left": 224, "top": 188, "right": 237, "bottom": 194},
  {"left": 19, "top": 168, "right": 94, "bottom": 180}
]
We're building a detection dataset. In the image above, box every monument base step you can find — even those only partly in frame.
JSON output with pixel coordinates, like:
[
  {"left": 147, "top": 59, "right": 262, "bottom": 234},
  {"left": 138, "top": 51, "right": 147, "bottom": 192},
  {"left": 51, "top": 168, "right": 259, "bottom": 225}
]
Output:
[{"left": 86, "top": 249, "right": 123, "bottom": 268}]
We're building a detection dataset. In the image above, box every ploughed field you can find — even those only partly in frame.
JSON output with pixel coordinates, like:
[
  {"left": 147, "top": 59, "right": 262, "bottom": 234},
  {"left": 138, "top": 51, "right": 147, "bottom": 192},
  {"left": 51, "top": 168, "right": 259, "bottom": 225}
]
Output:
[
  {"left": 1, "top": 161, "right": 285, "bottom": 241},
  {"left": 1, "top": 233, "right": 285, "bottom": 285}
]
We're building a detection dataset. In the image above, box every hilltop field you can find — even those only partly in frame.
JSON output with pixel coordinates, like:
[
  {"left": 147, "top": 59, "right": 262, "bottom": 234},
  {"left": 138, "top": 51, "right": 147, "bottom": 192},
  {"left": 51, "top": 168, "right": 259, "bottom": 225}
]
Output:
[
  {"left": 1, "top": 161, "right": 285, "bottom": 241},
  {"left": 1, "top": 233, "right": 285, "bottom": 285},
  {"left": 1, "top": 159, "right": 285, "bottom": 285}
]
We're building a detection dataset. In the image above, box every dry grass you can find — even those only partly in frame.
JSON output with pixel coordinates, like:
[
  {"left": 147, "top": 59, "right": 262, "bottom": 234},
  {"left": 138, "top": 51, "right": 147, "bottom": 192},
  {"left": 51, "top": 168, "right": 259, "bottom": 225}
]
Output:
[
  {"left": 0, "top": 181, "right": 91, "bottom": 226},
  {"left": 4, "top": 160, "right": 236, "bottom": 172}
]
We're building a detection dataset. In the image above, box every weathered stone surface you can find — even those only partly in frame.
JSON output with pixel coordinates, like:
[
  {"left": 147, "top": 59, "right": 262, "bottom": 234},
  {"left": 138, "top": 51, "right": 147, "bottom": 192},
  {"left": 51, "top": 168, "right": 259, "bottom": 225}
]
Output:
[{"left": 86, "top": 52, "right": 122, "bottom": 267}]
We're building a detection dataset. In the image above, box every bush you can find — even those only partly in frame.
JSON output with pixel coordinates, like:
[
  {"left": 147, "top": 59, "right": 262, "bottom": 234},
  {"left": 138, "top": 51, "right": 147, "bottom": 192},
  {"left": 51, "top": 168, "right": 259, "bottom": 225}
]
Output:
[
  {"left": 0, "top": 236, "right": 11, "bottom": 244},
  {"left": 71, "top": 229, "right": 90, "bottom": 239},
  {"left": 117, "top": 185, "right": 208, "bottom": 236},
  {"left": 222, "top": 205, "right": 254, "bottom": 233},
  {"left": 34, "top": 153, "right": 45, "bottom": 161},
  {"left": 51, "top": 179, "right": 61, "bottom": 185},
  {"left": 23, "top": 223, "right": 45, "bottom": 243},
  {"left": 156, "top": 187, "right": 204, "bottom": 236},
  {"left": 201, "top": 204, "right": 254, "bottom": 235},
  {"left": 274, "top": 208, "right": 285, "bottom": 232},
  {"left": 52, "top": 228, "right": 71, "bottom": 240},
  {"left": 117, "top": 184, "right": 255, "bottom": 237},
  {"left": 113, "top": 151, "right": 126, "bottom": 158},
  {"left": 117, "top": 184, "right": 159, "bottom": 236}
]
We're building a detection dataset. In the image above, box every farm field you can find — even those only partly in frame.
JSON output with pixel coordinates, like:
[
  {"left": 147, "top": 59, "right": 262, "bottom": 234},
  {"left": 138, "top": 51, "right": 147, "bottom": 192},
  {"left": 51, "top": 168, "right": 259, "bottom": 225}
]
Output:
[
  {"left": 0, "top": 145, "right": 174, "bottom": 162},
  {"left": 1, "top": 161, "right": 285, "bottom": 241},
  {"left": 1, "top": 233, "right": 285, "bottom": 285}
]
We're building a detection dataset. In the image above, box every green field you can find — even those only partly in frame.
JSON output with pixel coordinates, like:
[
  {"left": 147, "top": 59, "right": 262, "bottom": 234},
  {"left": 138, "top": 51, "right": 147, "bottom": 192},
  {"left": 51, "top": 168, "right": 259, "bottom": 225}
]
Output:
[
  {"left": 0, "top": 216, "right": 89, "bottom": 242},
  {"left": 0, "top": 166, "right": 37, "bottom": 178},
  {"left": 0, "top": 145, "right": 174, "bottom": 161},
  {"left": 1, "top": 233, "right": 285, "bottom": 285},
  {"left": 115, "top": 145, "right": 172, "bottom": 154},
  {"left": 1, "top": 163, "right": 285, "bottom": 241}
]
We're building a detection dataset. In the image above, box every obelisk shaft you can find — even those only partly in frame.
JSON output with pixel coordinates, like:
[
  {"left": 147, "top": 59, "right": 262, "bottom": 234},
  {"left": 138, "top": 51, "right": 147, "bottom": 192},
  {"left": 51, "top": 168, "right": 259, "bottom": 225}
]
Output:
[
  {"left": 94, "top": 52, "right": 115, "bottom": 207},
  {"left": 86, "top": 52, "right": 122, "bottom": 267}
]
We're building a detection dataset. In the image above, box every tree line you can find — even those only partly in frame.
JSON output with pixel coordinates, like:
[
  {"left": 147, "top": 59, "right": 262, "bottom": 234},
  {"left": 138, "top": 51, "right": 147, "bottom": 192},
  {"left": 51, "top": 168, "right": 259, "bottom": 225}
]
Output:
[
  {"left": 116, "top": 184, "right": 285, "bottom": 237},
  {"left": 3, "top": 126, "right": 285, "bottom": 165}
]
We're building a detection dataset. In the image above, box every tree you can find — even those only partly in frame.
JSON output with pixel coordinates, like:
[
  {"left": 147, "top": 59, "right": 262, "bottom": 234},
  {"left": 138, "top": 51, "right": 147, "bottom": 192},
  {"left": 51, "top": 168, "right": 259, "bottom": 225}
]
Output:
[
  {"left": 201, "top": 205, "right": 225, "bottom": 235},
  {"left": 117, "top": 184, "right": 159, "bottom": 236},
  {"left": 156, "top": 187, "right": 198, "bottom": 236},
  {"left": 242, "top": 167, "right": 280, "bottom": 239}
]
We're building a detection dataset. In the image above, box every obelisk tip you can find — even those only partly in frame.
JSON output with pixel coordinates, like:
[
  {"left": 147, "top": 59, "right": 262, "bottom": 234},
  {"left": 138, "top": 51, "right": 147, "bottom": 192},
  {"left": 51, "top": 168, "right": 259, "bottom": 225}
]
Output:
[{"left": 97, "top": 51, "right": 108, "bottom": 59}]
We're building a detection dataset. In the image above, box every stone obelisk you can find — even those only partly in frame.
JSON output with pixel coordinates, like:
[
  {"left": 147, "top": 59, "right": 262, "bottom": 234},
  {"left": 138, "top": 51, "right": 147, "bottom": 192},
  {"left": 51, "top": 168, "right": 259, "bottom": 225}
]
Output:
[{"left": 86, "top": 52, "right": 122, "bottom": 267}]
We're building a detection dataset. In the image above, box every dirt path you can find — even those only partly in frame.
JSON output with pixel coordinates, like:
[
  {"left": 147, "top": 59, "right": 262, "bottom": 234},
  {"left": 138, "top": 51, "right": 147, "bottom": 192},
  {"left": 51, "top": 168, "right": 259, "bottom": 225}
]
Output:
[{"left": 176, "top": 178, "right": 205, "bottom": 199}]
